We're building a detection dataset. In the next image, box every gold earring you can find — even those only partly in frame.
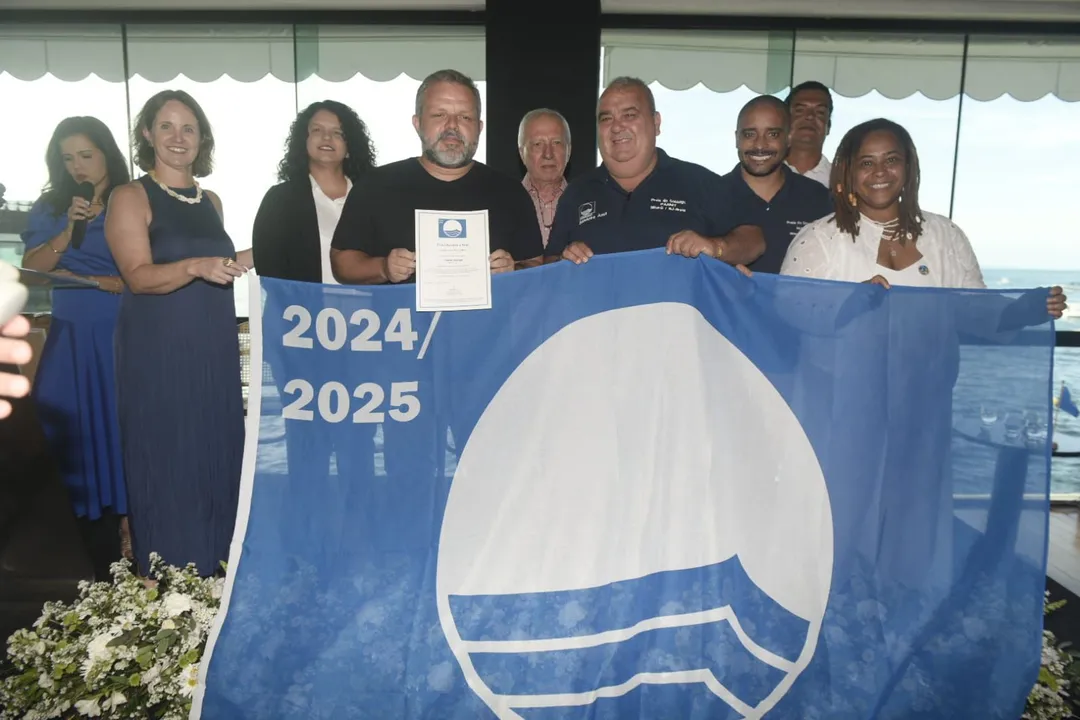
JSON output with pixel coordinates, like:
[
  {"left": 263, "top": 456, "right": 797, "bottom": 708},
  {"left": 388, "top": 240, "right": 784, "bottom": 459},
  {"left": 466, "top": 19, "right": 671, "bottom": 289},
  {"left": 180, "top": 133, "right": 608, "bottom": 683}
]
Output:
[{"left": 848, "top": 193, "right": 857, "bottom": 207}]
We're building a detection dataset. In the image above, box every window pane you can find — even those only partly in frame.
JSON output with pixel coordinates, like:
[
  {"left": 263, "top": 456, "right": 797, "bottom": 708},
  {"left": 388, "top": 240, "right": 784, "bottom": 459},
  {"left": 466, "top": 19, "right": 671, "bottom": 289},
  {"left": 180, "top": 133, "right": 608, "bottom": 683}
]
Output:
[
  {"left": 952, "top": 36, "right": 1080, "bottom": 276},
  {"left": 1053, "top": 347, "right": 1080, "bottom": 495},
  {"left": 600, "top": 30, "right": 793, "bottom": 174},
  {"left": 0, "top": 24, "right": 130, "bottom": 315},
  {"left": 793, "top": 31, "right": 965, "bottom": 216},
  {"left": 126, "top": 24, "right": 298, "bottom": 319},
  {"left": 952, "top": 36, "right": 1080, "bottom": 494},
  {"left": 295, "top": 26, "right": 487, "bottom": 167}
]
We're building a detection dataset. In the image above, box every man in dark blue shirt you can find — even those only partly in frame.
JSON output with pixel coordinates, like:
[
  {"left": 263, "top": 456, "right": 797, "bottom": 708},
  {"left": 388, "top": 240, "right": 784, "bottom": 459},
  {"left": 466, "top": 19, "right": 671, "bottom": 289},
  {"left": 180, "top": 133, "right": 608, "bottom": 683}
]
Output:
[
  {"left": 544, "top": 77, "right": 765, "bottom": 268},
  {"left": 727, "top": 95, "right": 833, "bottom": 274}
]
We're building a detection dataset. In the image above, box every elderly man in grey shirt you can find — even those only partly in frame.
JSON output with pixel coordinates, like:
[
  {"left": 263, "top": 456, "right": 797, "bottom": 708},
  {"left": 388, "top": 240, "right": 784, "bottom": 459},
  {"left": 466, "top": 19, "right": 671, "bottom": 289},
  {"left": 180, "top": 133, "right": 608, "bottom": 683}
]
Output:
[{"left": 518, "top": 108, "right": 570, "bottom": 248}]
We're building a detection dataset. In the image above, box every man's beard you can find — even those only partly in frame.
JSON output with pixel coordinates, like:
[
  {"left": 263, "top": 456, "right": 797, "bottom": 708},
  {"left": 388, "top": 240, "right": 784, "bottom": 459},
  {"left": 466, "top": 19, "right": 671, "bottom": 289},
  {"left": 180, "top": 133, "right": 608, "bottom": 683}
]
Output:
[{"left": 422, "top": 129, "right": 477, "bottom": 169}]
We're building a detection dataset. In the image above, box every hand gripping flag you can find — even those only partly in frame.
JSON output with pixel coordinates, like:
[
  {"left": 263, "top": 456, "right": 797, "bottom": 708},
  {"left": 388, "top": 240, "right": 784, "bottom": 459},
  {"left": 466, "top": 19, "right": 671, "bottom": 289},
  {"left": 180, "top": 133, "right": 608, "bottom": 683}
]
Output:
[{"left": 193, "top": 248, "right": 1054, "bottom": 720}]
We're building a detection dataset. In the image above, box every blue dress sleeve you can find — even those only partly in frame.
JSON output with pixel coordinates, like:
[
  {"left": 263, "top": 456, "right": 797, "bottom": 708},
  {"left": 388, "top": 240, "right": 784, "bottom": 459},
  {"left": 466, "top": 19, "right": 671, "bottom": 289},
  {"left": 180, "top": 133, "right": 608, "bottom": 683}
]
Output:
[{"left": 20, "top": 200, "right": 68, "bottom": 251}]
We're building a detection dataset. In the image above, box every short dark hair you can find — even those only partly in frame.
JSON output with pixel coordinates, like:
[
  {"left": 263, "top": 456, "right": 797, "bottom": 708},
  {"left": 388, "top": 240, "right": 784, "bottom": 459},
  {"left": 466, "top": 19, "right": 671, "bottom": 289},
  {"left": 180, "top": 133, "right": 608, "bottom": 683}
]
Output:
[
  {"left": 415, "top": 69, "right": 482, "bottom": 118},
  {"left": 736, "top": 95, "right": 790, "bottom": 130},
  {"left": 602, "top": 76, "right": 656, "bottom": 115},
  {"left": 277, "top": 100, "right": 378, "bottom": 184},
  {"left": 40, "top": 116, "right": 130, "bottom": 215},
  {"left": 132, "top": 89, "right": 215, "bottom": 178},
  {"left": 786, "top": 80, "right": 834, "bottom": 113}
]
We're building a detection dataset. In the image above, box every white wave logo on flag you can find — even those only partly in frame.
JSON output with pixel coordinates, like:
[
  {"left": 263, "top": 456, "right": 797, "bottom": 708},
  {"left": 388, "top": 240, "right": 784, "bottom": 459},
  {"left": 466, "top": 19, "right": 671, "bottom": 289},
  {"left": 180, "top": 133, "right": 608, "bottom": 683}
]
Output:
[{"left": 436, "top": 302, "right": 834, "bottom": 719}]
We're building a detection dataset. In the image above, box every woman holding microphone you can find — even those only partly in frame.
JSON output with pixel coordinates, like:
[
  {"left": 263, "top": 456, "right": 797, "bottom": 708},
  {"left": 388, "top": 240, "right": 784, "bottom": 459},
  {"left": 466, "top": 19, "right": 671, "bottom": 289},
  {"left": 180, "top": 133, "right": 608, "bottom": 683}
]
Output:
[{"left": 20, "top": 116, "right": 131, "bottom": 579}]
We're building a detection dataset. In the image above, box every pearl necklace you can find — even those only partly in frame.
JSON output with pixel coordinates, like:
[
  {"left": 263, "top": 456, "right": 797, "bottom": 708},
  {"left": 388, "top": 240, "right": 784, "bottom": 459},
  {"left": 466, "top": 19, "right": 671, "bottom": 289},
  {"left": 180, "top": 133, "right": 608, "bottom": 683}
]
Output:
[
  {"left": 148, "top": 171, "right": 202, "bottom": 204},
  {"left": 863, "top": 215, "right": 912, "bottom": 257}
]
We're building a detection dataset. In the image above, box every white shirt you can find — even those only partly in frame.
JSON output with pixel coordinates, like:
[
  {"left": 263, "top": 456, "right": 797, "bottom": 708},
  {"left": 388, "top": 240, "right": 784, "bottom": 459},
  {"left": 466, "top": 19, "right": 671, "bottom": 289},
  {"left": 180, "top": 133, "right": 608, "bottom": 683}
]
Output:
[
  {"left": 786, "top": 155, "right": 831, "bottom": 188},
  {"left": 780, "top": 211, "right": 986, "bottom": 289},
  {"left": 779, "top": 214, "right": 971, "bottom": 593},
  {"left": 311, "top": 174, "right": 352, "bottom": 285}
]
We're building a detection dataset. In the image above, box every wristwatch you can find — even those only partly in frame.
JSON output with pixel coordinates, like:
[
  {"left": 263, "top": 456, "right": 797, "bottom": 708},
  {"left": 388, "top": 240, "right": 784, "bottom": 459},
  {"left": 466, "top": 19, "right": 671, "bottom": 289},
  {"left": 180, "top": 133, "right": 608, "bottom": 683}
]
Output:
[{"left": 712, "top": 240, "right": 724, "bottom": 260}]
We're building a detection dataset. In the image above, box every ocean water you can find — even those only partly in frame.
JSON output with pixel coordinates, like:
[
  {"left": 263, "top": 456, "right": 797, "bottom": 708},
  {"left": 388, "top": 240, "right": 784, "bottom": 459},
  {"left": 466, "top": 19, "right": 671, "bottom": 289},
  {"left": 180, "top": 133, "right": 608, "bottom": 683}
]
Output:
[{"left": 982, "top": 268, "right": 1080, "bottom": 494}]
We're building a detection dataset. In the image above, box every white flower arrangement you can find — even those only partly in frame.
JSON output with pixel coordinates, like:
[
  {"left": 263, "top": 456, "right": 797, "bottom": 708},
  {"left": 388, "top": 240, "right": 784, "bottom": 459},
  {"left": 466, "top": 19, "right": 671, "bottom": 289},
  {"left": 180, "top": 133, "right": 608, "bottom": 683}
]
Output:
[
  {"left": 0, "top": 553, "right": 223, "bottom": 719},
  {"left": 1023, "top": 592, "right": 1079, "bottom": 720}
]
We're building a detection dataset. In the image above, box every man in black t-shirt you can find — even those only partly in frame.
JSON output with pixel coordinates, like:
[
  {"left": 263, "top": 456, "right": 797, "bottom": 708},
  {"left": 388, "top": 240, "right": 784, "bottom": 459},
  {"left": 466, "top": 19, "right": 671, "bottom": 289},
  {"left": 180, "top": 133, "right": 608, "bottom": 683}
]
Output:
[{"left": 330, "top": 69, "right": 543, "bottom": 284}]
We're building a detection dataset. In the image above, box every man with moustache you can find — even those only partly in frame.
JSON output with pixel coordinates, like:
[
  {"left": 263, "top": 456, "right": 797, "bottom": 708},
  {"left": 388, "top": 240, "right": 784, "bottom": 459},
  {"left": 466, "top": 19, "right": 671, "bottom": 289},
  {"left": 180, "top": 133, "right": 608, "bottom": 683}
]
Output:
[
  {"left": 518, "top": 108, "right": 570, "bottom": 248},
  {"left": 544, "top": 76, "right": 764, "bottom": 267},
  {"left": 784, "top": 81, "right": 833, "bottom": 187},
  {"left": 330, "top": 69, "right": 543, "bottom": 284},
  {"left": 728, "top": 95, "right": 832, "bottom": 274}
]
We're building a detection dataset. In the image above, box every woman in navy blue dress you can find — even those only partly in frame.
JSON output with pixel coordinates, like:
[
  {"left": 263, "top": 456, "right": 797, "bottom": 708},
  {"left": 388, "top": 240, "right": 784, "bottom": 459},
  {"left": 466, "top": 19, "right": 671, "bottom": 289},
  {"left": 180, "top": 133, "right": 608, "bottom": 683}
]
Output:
[
  {"left": 21, "top": 116, "right": 131, "bottom": 580},
  {"left": 106, "top": 90, "right": 252, "bottom": 577}
]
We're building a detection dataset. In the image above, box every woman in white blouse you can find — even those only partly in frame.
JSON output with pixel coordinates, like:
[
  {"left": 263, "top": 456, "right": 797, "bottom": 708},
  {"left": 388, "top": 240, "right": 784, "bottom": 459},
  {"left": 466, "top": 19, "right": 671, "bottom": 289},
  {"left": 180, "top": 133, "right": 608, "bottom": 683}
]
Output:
[
  {"left": 778, "top": 118, "right": 1064, "bottom": 593},
  {"left": 781, "top": 118, "right": 1066, "bottom": 315}
]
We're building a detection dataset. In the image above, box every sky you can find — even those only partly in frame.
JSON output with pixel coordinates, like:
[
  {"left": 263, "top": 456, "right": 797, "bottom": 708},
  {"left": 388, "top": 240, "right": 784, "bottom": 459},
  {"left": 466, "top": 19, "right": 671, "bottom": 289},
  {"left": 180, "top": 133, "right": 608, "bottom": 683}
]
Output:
[{"left": 1, "top": 68, "right": 1076, "bottom": 317}]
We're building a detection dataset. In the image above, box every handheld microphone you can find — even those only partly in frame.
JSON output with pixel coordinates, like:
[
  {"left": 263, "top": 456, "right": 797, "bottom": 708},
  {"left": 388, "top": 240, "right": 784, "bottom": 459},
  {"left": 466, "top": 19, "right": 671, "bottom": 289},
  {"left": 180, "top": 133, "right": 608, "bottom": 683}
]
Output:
[{"left": 70, "top": 181, "right": 95, "bottom": 250}]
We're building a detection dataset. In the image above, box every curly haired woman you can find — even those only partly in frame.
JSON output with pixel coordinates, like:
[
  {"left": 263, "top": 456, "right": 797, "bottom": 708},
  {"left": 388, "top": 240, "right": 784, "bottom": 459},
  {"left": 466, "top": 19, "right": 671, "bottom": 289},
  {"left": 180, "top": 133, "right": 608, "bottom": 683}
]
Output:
[{"left": 252, "top": 100, "right": 377, "bottom": 283}]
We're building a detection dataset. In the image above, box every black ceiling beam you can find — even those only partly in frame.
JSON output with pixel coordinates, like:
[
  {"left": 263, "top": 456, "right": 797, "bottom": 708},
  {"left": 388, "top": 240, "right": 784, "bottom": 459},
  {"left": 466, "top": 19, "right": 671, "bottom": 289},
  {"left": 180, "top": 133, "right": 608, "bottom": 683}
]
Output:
[
  {"left": 601, "top": 13, "right": 1080, "bottom": 36},
  {"left": 0, "top": 10, "right": 485, "bottom": 25},
  {"left": 3, "top": 10, "right": 1080, "bottom": 34}
]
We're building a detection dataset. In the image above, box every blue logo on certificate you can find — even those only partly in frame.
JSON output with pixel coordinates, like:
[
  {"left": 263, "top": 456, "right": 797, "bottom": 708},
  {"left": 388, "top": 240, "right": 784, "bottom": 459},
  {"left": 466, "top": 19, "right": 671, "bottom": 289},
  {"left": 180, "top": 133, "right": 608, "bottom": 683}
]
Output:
[{"left": 438, "top": 218, "right": 466, "bottom": 239}]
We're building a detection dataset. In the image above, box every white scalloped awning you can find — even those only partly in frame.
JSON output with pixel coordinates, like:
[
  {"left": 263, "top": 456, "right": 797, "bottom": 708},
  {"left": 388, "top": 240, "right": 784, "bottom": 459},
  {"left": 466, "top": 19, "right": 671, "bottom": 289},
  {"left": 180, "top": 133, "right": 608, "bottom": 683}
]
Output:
[
  {"left": 603, "top": 30, "right": 1080, "bottom": 101},
  {"left": 964, "top": 36, "right": 1080, "bottom": 101},
  {"left": 0, "top": 24, "right": 485, "bottom": 84},
  {"left": 297, "top": 26, "right": 485, "bottom": 82},
  {"left": 127, "top": 25, "right": 297, "bottom": 82},
  {"left": 793, "top": 33, "right": 966, "bottom": 100},
  {"left": 0, "top": 25, "right": 126, "bottom": 82},
  {"left": 604, "top": 31, "right": 782, "bottom": 94}
]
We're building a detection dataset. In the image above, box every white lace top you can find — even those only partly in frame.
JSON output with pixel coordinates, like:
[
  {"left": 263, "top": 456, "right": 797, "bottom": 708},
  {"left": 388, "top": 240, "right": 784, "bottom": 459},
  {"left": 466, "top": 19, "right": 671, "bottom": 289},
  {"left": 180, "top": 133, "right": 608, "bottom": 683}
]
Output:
[{"left": 779, "top": 211, "right": 986, "bottom": 290}]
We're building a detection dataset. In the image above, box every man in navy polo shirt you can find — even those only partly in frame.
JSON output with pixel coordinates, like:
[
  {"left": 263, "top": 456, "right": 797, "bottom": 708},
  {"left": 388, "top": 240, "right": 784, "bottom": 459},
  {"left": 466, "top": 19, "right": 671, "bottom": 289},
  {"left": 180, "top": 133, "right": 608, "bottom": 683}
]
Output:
[
  {"left": 544, "top": 76, "right": 765, "bottom": 267},
  {"left": 727, "top": 95, "right": 832, "bottom": 274}
]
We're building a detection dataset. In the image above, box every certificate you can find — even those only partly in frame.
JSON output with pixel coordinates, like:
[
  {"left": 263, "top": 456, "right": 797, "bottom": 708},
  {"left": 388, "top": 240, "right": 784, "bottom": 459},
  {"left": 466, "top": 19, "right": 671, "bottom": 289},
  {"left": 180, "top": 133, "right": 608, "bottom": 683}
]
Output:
[{"left": 414, "top": 208, "right": 492, "bottom": 312}]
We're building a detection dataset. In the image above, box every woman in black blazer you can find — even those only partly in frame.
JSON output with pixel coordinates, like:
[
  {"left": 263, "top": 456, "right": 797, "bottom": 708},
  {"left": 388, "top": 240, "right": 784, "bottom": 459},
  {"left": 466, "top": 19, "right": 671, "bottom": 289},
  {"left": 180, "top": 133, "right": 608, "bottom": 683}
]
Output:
[
  {"left": 253, "top": 101, "right": 378, "bottom": 547},
  {"left": 253, "top": 100, "right": 377, "bottom": 283}
]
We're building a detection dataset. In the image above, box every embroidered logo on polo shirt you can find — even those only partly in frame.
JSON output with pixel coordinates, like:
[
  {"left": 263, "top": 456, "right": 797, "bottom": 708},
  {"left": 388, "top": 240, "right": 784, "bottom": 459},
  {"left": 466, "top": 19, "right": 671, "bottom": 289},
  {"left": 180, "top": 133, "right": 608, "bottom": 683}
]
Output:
[
  {"left": 785, "top": 219, "right": 810, "bottom": 237},
  {"left": 650, "top": 198, "right": 687, "bottom": 213},
  {"left": 578, "top": 201, "right": 597, "bottom": 225}
]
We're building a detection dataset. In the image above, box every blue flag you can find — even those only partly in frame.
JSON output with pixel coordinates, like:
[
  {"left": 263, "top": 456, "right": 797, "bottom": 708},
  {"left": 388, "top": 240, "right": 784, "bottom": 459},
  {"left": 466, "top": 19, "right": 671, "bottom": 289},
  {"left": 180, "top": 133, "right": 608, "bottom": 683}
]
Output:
[
  {"left": 194, "top": 249, "right": 1053, "bottom": 720},
  {"left": 1060, "top": 385, "right": 1079, "bottom": 418}
]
